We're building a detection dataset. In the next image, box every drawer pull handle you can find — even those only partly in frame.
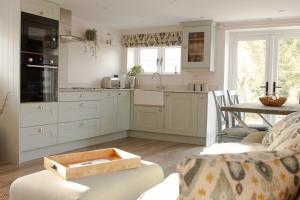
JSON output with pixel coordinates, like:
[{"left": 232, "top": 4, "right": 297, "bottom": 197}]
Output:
[
  {"left": 118, "top": 93, "right": 121, "bottom": 95},
  {"left": 37, "top": 105, "right": 43, "bottom": 110},
  {"left": 38, "top": 128, "right": 43, "bottom": 133},
  {"left": 79, "top": 122, "right": 85, "bottom": 126},
  {"left": 51, "top": 164, "right": 57, "bottom": 170}
]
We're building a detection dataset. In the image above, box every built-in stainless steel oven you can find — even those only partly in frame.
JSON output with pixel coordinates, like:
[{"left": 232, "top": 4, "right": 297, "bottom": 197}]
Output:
[{"left": 21, "top": 12, "right": 59, "bottom": 103}]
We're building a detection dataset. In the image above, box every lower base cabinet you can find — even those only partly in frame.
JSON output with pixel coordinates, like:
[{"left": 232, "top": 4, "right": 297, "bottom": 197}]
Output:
[
  {"left": 58, "top": 119, "right": 99, "bottom": 143},
  {"left": 102, "top": 91, "right": 130, "bottom": 134},
  {"left": 20, "top": 124, "right": 58, "bottom": 151},
  {"left": 102, "top": 92, "right": 118, "bottom": 134},
  {"left": 133, "top": 106, "right": 164, "bottom": 132},
  {"left": 164, "top": 93, "right": 198, "bottom": 136}
]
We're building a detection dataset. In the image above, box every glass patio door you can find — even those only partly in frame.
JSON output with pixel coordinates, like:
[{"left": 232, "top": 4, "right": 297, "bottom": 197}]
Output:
[
  {"left": 275, "top": 37, "right": 300, "bottom": 104},
  {"left": 233, "top": 37, "right": 269, "bottom": 124},
  {"left": 230, "top": 31, "right": 300, "bottom": 124}
]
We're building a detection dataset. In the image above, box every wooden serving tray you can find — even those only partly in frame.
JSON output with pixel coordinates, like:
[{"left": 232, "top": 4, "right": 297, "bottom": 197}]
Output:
[{"left": 44, "top": 148, "right": 141, "bottom": 180}]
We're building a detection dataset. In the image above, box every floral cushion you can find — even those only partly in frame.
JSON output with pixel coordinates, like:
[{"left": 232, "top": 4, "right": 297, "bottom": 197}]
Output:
[
  {"left": 268, "top": 121, "right": 300, "bottom": 151},
  {"left": 177, "top": 150, "right": 300, "bottom": 200},
  {"left": 262, "top": 111, "right": 300, "bottom": 145}
]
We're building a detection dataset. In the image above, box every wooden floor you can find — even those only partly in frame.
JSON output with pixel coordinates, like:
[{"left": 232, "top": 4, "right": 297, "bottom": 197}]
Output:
[{"left": 0, "top": 138, "right": 203, "bottom": 200}]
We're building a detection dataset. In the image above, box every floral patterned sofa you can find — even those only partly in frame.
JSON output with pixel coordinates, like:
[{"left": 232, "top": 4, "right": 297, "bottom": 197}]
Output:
[{"left": 138, "top": 111, "right": 300, "bottom": 200}]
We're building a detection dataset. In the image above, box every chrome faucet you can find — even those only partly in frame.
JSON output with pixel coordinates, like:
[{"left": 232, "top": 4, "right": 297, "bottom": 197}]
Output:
[{"left": 152, "top": 72, "right": 164, "bottom": 90}]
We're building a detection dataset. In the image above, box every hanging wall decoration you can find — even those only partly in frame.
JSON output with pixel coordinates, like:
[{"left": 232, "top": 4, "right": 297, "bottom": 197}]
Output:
[{"left": 85, "top": 28, "right": 98, "bottom": 58}]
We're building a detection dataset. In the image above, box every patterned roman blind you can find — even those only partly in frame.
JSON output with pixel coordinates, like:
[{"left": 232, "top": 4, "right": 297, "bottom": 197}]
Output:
[{"left": 121, "top": 31, "right": 182, "bottom": 47}]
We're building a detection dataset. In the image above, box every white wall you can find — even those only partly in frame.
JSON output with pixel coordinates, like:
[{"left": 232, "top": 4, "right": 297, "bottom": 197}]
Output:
[
  {"left": 0, "top": 0, "right": 20, "bottom": 164},
  {"left": 59, "top": 16, "right": 123, "bottom": 88}
]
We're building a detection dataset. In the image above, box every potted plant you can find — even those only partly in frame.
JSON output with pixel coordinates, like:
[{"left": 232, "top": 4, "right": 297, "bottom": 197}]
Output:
[
  {"left": 127, "top": 65, "right": 144, "bottom": 89},
  {"left": 85, "top": 28, "right": 98, "bottom": 57}
]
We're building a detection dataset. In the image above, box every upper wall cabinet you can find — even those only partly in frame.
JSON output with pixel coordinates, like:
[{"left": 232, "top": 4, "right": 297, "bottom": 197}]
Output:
[
  {"left": 21, "top": 0, "right": 60, "bottom": 20},
  {"left": 181, "top": 20, "right": 216, "bottom": 72}
]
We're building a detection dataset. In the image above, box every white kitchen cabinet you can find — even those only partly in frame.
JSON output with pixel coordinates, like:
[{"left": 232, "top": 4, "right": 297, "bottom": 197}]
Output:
[
  {"left": 181, "top": 20, "right": 215, "bottom": 71},
  {"left": 164, "top": 93, "right": 198, "bottom": 136},
  {"left": 197, "top": 94, "right": 209, "bottom": 138},
  {"left": 58, "top": 101, "right": 101, "bottom": 122},
  {"left": 133, "top": 106, "right": 164, "bottom": 133},
  {"left": 21, "top": 0, "right": 60, "bottom": 20},
  {"left": 20, "top": 102, "right": 58, "bottom": 127},
  {"left": 117, "top": 91, "right": 130, "bottom": 132},
  {"left": 58, "top": 92, "right": 101, "bottom": 102},
  {"left": 20, "top": 124, "right": 58, "bottom": 151},
  {"left": 101, "top": 91, "right": 118, "bottom": 134},
  {"left": 101, "top": 91, "right": 130, "bottom": 134},
  {"left": 58, "top": 119, "right": 99, "bottom": 143}
]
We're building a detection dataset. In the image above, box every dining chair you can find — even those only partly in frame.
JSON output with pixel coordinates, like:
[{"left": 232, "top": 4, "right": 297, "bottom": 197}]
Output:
[
  {"left": 227, "top": 90, "right": 269, "bottom": 131},
  {"left": 212, "top": 90, "right": 250, "bottom": 143}
]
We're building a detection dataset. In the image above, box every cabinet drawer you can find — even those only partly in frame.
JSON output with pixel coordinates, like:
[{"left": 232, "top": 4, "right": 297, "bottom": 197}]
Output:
[
  {"left": 20, "top": 124, "right": 58, "bottom": 151},
  {"left": 21, "top": 103, "right": 58, "bottom": 127},
  {"left": 59, "top": 92, "right": 101, "bottom": 101},
  {"left": 59, "top": 101, "right": 101, "bottom": 122},
  {"left": 102, "top": 91, "right": 118, "bottom": 98},
  {"left": 116, "top": 91, "right": 129, "bottom": 97},
  {"left": 58, "top": 119, "right": 99, "bottom": 143}
]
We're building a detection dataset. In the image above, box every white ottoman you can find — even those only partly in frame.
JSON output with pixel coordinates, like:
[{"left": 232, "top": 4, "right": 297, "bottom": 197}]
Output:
[{"left": 10, "top": 161, "right": 164, "bottom": 200}]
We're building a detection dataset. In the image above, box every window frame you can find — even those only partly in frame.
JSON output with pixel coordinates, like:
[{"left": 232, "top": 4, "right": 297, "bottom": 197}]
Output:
[
  {"left": 127, "top": 46, "right": 182, "bottom": 75},
  {"left": 228, "top": 29, "right": 300, "bottom": 90}
]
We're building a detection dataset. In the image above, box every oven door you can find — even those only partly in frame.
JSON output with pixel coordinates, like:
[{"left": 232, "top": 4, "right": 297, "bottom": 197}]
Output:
[
  {"left": 21, "top": 55, "right": 58, "bottom": 103},
  {"left": 21, "top": 12, "right": 58, "bottom": 54}
]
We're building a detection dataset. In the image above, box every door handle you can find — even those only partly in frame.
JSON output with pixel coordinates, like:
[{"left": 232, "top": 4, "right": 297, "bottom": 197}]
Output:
[
  {"left": 260, "top": 82, "right": 269, "bottom": 96},
  {"left": 160, "top": 58, "right": 163, "bottom": 66},
  {"left": 156, "top": 58, "right": 160, "bottom": 66}
]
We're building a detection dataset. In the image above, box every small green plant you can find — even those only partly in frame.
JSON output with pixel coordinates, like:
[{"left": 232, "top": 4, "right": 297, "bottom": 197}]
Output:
[
  {"left": 128, "top": 65, "right": 144, "bottom": 76},
  {"left": 85, "top": 29, "right": 97, "bottom": 41},
  {"left": 84, "top": 28, "right": 98, "bottom": 58}
]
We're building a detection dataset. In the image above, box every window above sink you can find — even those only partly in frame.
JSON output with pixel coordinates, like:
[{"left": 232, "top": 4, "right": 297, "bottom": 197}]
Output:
[{"left": 126, "top": 46, "right": 182, "bottom": 75}]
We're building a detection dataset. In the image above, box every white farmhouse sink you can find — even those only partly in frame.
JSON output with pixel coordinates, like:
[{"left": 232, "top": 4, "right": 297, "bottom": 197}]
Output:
[{"left": 134, "top": 90, "right": 164, "bottom": 106}]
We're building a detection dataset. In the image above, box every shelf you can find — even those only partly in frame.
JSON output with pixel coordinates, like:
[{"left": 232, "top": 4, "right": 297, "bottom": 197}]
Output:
[{"left": 60, "top": 35, "right": 84, "bottom": 43}]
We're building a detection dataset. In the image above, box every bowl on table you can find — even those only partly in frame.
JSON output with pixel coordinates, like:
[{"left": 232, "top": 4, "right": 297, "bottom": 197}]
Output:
[{"left": 259, "top": 96, "right": 287, "bottom": 107}]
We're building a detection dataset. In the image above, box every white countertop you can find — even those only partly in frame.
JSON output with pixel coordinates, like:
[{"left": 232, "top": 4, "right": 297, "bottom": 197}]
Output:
[{"left": 59, "top": 88, "right": 209, "bottom": 94}]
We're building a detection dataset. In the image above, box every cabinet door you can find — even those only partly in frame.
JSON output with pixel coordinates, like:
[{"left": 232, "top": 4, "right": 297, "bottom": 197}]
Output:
[
  {"left": 133, "top": 106, "right": 163, "bottom": 132},
  {"left": 117, "top": 91, "right": 130, "bottom": 131},
  {"left": 21, "top": 0, "right": 60, "bottom": 20},
  {"left": 164, "top": 93, "right": 198, "bottom": 136},
  {"left": 101, "top": 91, "right": 118, "bottom": 134},
  {"left": 182, "top": 26, "right": 213, "bottom": 71},
  {"left": 197, "top": 94, "right": 208, "bottom": 137}
]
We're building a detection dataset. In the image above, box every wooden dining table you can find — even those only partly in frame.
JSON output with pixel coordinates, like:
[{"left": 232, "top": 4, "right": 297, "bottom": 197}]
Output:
[{"left": 221, "top": 103, "right": 300, "bottom": 133}]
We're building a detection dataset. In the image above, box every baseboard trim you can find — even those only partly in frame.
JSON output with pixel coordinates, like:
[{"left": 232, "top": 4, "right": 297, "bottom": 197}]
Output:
[
  {"left": 128, "top": 130, "right": 206, "bottom": 146},
  {"left": 20, "top": 132, "right": 128, "bottom": 163}
]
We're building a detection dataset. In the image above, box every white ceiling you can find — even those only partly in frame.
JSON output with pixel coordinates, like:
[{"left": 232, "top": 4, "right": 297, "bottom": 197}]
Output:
[{"left": 62, "top": 0, "right": 300, "bottom": 30}]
